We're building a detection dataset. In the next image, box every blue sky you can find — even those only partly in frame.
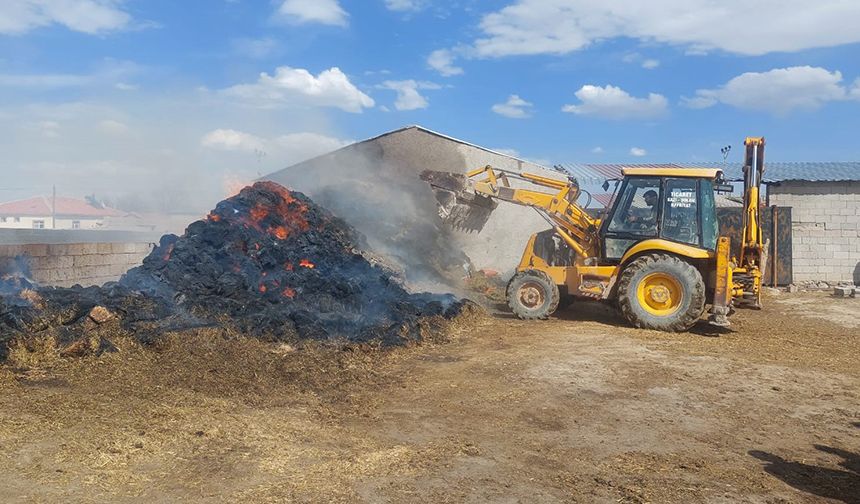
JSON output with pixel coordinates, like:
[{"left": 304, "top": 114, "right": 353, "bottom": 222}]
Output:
[{"left": 2, "top": 0, "right": 860, "bottom": 209}]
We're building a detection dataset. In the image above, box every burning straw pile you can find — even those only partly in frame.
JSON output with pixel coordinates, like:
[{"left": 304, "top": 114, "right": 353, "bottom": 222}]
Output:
[{"left": 0, "top": 182, "right": 472, "bottom": 359}]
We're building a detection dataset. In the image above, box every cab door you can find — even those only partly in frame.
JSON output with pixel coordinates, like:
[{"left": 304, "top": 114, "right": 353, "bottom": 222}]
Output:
[
  {"left": 661, "top": 178, "right": 700, "bottom": 246},
  {"left": 600, "top": 176, "right": 662, "bottom": 261}
]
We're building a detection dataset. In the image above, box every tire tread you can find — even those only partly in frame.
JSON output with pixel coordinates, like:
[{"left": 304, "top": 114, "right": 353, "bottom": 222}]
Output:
[
  {"left": 506, "top": 270, "right": 560, "bottom": 320},
  {"left": 617, "top": 253, "right": 705, "bottom": 332}
]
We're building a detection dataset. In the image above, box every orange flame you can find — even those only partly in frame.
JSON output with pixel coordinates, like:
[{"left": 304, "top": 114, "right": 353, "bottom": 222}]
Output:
[
  {"left": 299, "top": 259, "right": 315, "bottom": 269},
  {"left": 271, "top": 226, "right": 288, "bottom": 240},
  {"left": 282, "top": 287, "right": 296, "bottom": 299},
  {"left": 284, "top": 262, "right": 294, "bottom": 271},
  {"left": 250, "top": 204, "right": 268, "bottom": 222},
  {"left": 208, "top": 213, "right": 221, "bottom": 222},
  {"left": 163, "top": 243, "right": 175, "bottom": 261},
  {"left": 230, "top": 182, "right": 312, "bottom": 241},
  {"left": 259, "top": 284, "right": 267, "bottom": 293}
]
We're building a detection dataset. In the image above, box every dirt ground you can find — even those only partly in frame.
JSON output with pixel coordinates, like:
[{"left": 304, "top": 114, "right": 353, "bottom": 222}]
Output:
[{"left": 1, "top": 291, "right": 858, "bottom": 503}]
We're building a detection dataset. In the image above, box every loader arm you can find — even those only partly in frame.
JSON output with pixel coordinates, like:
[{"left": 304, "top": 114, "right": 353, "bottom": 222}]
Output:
[{"left": 423, "top": 165, "right": 600, "bottom": 258}]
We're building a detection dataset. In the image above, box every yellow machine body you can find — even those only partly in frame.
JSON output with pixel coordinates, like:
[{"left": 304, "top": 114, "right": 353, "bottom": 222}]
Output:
[{"left": 422, "top": 137, "right": 766, "bottom": 329}]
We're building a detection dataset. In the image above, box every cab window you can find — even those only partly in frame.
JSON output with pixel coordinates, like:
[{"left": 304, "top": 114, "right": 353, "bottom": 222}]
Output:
[
  {"left": 700, "top": 178, "right": 718, "bottom": 250},
  {"left": 661, "top": 178, "right": 699, "bottom": 246},
  {"left": 607, "top": 177, "right": 661, "bottom": 236}
]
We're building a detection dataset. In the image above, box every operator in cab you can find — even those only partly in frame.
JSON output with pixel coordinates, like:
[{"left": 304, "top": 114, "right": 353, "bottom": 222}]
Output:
[{"left": 627, "top": 189, "right": 659, "bottom": 228}]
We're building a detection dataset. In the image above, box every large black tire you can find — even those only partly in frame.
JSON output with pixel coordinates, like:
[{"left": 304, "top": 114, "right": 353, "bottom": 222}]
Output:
[
  {"left": 617, "top": 254, "right": 705, "bottom": 332},
  {"left": 506, "top": 270, "right": 560, "bottom": 320}
]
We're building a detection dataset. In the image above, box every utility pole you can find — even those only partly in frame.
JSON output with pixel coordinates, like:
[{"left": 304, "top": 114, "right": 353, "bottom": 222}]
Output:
[{"left": 52, "top": 185, "right": 56, "bottom": 229}]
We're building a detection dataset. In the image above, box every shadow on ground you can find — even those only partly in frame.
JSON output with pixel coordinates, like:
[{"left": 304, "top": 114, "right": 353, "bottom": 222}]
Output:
[
  {"left": 750, "top": 443, "right": 860, "bottom": 504},
  {"left": 493, "top": 299, "right": 735, "bottom": 337}
]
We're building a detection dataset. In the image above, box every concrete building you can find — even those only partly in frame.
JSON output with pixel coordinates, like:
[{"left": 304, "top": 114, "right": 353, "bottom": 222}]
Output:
[
  {"left": 265, "top": 125, "right": 567, "bottom": 276},
  {"left": 768, "top": 179, "right": 860, "bottom": 285},
  {"left": 0, "top": 195, "right": 125, "bottom": 230}
]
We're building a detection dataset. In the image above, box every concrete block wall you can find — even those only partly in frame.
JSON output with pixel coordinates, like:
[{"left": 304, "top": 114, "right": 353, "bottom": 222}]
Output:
[
  {"left": 0, "top": 241, "right": 154, "bottom": 288},
  {"left": 769, "top": 181, "right": 860, "bottom": 284}
]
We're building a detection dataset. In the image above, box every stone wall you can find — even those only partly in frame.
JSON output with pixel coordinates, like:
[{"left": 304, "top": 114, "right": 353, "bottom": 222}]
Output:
[
  {"left": 0, "top": 230, "right": 160, "bottom": 287},
  {"left": 768, "top": 181, "right": 860, "bottom": 284}
]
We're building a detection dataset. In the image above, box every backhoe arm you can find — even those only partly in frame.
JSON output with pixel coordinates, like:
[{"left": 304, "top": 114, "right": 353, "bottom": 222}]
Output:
[{"left": 734, "top": 137, "right": 766, "bottom": 308}]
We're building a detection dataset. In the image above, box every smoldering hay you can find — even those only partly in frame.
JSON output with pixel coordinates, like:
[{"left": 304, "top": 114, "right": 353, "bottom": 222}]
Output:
[{"left": 0, "top": 182, "right": 474, "bottom": 358}]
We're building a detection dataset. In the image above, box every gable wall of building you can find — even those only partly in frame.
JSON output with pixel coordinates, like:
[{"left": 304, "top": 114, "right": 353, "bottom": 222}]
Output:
[{"left": 266, "top": 128, "right": 565, "bottom": 279}]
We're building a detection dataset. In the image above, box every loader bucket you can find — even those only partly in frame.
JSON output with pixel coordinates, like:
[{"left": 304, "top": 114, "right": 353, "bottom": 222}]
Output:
[{"left": 420, "top": 170, "right": 498, "bottom": 232}]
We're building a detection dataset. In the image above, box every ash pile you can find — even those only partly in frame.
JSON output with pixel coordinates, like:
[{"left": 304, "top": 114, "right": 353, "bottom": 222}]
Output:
[{"left": 0, "top": 182, "right": 471, "bottom": 358}]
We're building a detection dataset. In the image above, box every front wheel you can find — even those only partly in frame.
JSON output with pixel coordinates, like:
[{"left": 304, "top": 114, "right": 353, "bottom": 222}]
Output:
[
  {"left": 617, "top": 254, "right": 705, "bottom": 332},
  {"left": 506, "top": 270, "right": 560, "bottom": 320}
]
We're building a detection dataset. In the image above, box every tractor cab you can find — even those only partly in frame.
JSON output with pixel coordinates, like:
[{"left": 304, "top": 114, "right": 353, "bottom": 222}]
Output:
[{"left": 599, "top": 168, "right": 721, "bottom": 262}]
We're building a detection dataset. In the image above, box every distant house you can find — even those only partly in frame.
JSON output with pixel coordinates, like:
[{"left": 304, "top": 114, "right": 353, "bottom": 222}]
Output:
[{"left": 0, "top": 195, "right": 125, "bottom": 230}]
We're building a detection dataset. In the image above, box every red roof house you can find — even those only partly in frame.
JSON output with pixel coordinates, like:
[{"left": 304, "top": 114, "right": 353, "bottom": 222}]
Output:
[{"left": 0, "top": 196, "right": 125, "bottom": 230}]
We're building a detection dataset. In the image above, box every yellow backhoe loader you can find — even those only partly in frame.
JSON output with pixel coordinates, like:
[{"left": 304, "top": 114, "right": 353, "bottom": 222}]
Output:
[{"left": 421, "top": 137, "right": 767, "bottom": 331}]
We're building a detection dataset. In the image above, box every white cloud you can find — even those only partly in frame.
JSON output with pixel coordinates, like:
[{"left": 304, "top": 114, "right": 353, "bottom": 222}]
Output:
[
  {"left": 0, "top": 73, "right": 91, "bottom": 88},
  {"left": 385, "top": 0, "right": 426, "bottom": 12},
  {"left": 0, "top": 60, "right": 141, "bottom": 90},
  {"left": 562, "top": 85, "right": 668, "bottom": 120},
  {"left": 29, "top": 120, "right": 60, "bottom": 139},
  {"left": 468, "top": 0, "right": 860, "bottom": 58},
  {"left": 682, "top": 66, "right": 855, "bottom": 115},
  {"left": 223, "top": 66, "right": 375, "bottom": 113},
  {"left": 98, "top": 119, "right": 128, "bottom": 135},
  {"left": 591, "top": 146, "right": 604, "bottom": 154},
  {"left": 427, "top": 49, "right": 463, "bottom": 77},
  {"left": 491, "top": 94, "right": 533, "bottom": 118},
  {"left": 201, "top": 129, "right": 265, "bottom": 152},
  {"left": 851, "top": 78, "right": 860, "bottom": 100},
  {"left": 630, "top": 147, "right": 647, "bottom": 157},
  {"left": 0, "top": 0, "right": 132, "bottom": 35},
  {"left": 621, "top": 53, "right": 659, "bottom": 70},
  {"left": 202, "top": 129, "right": 351, "bottom": 163},
  {"left": 275, "top": 0, "right": 348, "bottom": 27},
  {"left": 114, "top": 82, "right": 138, "bottom": 91},
  {"left": 379, "top": 80, "right": 440, "bottom": 111}
]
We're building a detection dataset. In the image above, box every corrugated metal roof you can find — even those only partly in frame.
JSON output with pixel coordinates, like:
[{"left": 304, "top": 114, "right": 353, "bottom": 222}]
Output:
[{"left": 559, "top": 162, "right": 860, "bottom": 184}]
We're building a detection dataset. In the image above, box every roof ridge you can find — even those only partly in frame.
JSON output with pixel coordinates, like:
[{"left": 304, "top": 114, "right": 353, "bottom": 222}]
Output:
[
  {"left": 0, "top": 194, "right": 49, "bottom": 206},
  {"left": 266, "top": 124, "right": 549, "bottom": 175}
]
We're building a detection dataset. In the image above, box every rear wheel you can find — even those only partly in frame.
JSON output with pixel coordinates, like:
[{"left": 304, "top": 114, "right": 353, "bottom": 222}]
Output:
[
  {"left": 617, "top": 254, "right": 705, "bottom": 332},
  {"left": 507, "top": 270, "right": 560, "bottom": 320}
]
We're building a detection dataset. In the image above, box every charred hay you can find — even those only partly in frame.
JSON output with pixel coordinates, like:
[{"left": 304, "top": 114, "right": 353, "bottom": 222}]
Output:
[{"left": 0, "top": 182, "right": 471, "bottom": 359}]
